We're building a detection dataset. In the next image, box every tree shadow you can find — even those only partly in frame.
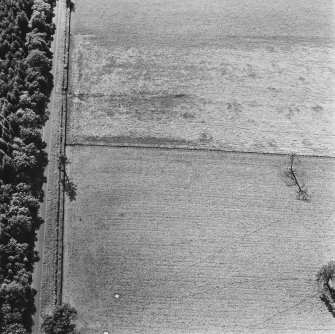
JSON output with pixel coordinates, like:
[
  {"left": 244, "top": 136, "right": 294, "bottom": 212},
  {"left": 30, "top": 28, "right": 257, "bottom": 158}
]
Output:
[
  {"left": 317, "top": 261, "right": 335, "bottom": 318},
  {"left": 283, "top": 153, "right": 310, "bottom": 202},
  {"left": 320, "top": 295, "right": 335, "bottom": 318}
]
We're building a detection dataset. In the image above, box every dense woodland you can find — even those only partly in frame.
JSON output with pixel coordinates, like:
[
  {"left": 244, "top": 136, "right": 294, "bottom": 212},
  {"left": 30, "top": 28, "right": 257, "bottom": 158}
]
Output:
[{"left": 0, "top": 0, "right": 56, "bottom": 333}]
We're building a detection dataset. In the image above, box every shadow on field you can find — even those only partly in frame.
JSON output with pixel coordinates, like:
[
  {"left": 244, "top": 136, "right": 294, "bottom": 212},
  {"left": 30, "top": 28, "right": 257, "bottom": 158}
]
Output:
[{"left": 320, "top": 296, "right": 335, "bottom": 318}]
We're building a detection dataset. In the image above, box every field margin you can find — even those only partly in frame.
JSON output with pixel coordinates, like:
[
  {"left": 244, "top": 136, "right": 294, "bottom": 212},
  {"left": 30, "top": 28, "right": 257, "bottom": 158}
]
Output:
[{"left": 40, "top": 0, "right": 71, "bottom": 318}]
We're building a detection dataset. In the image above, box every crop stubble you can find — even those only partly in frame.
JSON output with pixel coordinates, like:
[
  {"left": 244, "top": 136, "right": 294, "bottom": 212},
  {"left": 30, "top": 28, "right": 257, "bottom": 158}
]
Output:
[
  {"left": 67, "top": 0, "right": 335, "bottom": 156},
  {"left": 63, "top": 146, "right": 335, "bottom": 333},
  {"left": 63, "top": 0, "right": 335, "bottom": 332}
]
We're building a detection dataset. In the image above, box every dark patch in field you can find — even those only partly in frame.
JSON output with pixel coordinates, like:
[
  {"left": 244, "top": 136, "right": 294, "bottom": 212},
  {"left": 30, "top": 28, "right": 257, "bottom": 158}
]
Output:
[
  {"left": 302, "top": 138, "right": 313, "bottom": 149},
  {"left": 286, "top": 107, "right": 300, "bottom": 119},
  {"left": 173, "top": 93, "right": 187, "bottom": 98},
  {"left": 76, "top": 47, "right": 83, "bottom": 82},
  {"left": 267, "top": 86, "right": 280, "bottom": 93},
  {"left": 71, "top": 93, "right": 192, "bottom": 121},
  {"left": 116, "top": 93, "right": 191, "bottom": 121},
  {"left": 226, "top": 101, "right": 243, "bottom": 118},
  {"left": 182, "top": 111, "right": 196, "bottom": 120},
  {"left": 248, "top": 100, "right": 261, "bottom": 108},
  {"left": 246, "top": 64, "right": 256, "bottom": 78},
  {"left": 199, "top": 133, "right": 213, "bottom": 143},
  {"left": 312, "top": 104, "right": 324, "bottom": 112},
  {"left": 266, "top": 45, "right": 276, "bottom": 53},
  {"left": 84, "top": 135, "right": 195, "bottom": 148},
  {"left": 268, "top": 139, "right": 278, "bottom": 149}
]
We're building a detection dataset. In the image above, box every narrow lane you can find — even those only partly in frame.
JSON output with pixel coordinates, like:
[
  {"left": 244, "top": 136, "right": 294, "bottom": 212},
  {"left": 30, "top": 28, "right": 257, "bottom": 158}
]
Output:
[{"left": 32, "top": 1, "right": 66, "bottom": 333}]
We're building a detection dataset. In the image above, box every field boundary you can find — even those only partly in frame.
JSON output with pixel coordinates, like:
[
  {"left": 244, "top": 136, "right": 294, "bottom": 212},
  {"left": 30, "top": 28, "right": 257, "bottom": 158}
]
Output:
[
  {"left": 40, "top": 0, "right": 71, "bottom": 318},
  {"left": 66, "top": 142, "right": 335, "bottom": 160},
  {"left": 55, "top": 0, "right": 71, "bottom": 306}
]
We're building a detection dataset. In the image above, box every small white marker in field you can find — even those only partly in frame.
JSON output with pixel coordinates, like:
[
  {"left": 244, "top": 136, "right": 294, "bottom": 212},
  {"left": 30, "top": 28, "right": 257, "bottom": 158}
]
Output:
[
  {"left": 103, "top": 332, "right": 109, "bottom": 334},
  {"left": 114, "top": 293, "right": 120, "bottom": 299}
]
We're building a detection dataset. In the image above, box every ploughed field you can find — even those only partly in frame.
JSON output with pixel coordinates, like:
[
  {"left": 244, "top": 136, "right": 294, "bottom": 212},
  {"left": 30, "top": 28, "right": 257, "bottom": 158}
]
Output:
[
  {"left": 63, "top": 146, "right": 335, "bottom": 333},
  {"left": 63, "top": 0, "right": 335, "bottom": 333},
  {"left": 67, "top": 0, "right": 335, "bottom": 156}
]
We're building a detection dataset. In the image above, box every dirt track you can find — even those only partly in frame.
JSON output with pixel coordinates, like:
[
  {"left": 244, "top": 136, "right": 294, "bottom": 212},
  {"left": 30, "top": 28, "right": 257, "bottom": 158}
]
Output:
[{"left": 32, "top": 1, "right": 66, "bottom": 333}]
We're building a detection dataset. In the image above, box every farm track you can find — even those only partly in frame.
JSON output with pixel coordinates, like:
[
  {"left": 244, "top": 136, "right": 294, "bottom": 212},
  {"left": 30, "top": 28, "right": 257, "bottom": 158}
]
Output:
[{"left": 32, "top": 1, "right": 67, "bottom": 333}]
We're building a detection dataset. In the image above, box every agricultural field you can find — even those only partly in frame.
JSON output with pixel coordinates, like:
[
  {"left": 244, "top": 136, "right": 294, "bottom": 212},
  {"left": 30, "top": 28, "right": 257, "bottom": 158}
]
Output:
[
  {"left": 62, "top": 0, "right": 335, "bottom": 333},
  {"left": 62, "top": 146, "right": 335, "bottom": 333},
  {"left": 67, "top": 0, "right": 335, "bottom": 156}
]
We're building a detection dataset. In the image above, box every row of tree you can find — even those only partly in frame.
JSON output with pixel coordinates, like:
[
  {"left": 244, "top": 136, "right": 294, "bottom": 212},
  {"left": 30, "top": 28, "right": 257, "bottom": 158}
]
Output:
[{"left": 0, "top": 1, "right": 56, "bottom": 333}]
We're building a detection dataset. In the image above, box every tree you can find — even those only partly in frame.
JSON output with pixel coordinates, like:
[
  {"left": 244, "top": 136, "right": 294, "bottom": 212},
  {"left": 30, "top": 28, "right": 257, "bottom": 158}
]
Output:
[
  {"left": 58, "top": 154, "right": 77, "bottom": 201},
  {"left": 2, "top": 323, "right": 28, "bottom": 334},
  {"left": 41, "top": 303, "right": 78, "bottom": 334},
  {"left": 66, "top": 0, "right": 75, "bottom": 12},
  {"left": 316, "top": 261, "right": 335, "bottom": 317},
  {"left": 284, "top": 153, "right": 310, "bottom": 202},
  {"left": 25, "top": 50, "right": 51, "bottom": 73},
  {"left": 0, "top": 0, "right": 56, "bottom": 332},
  {"left": 26, "top": 30, "right": 52, "bottom": 57},
  {"left": 0, "top": 281, "right": 36, "bottom": 332}
]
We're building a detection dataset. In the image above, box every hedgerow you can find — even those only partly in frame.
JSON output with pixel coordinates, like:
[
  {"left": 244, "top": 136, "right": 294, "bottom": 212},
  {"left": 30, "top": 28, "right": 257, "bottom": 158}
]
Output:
[{"left": 0, "top": 0, "right": 56, "bottom": 332}]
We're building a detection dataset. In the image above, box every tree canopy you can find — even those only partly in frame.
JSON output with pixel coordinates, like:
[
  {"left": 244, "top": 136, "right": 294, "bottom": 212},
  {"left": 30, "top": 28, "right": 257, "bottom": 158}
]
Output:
[
  {"left": 0, "top": 0, "right": 56, "bottom": 332},
  {"left": 41, "top": 304, "right": 78, "bottom": 334}
]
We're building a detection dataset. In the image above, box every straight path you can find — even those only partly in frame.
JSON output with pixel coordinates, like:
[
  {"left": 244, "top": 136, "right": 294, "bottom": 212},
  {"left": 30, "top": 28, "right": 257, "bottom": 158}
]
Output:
[{"left": 32, "top": 1, "right": 66, "bottom": 333}]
